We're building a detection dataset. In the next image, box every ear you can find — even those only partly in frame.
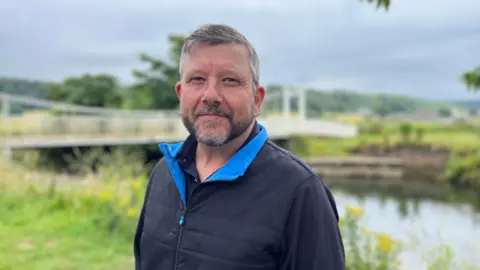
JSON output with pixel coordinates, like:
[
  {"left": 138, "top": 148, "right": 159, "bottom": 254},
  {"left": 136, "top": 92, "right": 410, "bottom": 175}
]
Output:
[
  {"left": 175, "top": 82, "right": 182, "bottom": 99},
  {"left": 253, "top": 85, "right": 266, "bottom": 117}
]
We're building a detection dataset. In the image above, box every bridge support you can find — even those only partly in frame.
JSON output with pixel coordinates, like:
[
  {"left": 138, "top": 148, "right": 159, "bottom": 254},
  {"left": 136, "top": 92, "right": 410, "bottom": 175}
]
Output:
[
  {"left": 282, "top": 87, "right": 307, "bottom": 120},
  {"left": 297, "top": 87, "right": 307, "bottom": 120}
]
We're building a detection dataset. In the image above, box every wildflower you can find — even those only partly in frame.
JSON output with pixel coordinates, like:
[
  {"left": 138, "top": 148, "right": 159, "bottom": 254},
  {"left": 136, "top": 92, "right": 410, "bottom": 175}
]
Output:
[
  {"left": 98, "top": 191, "right": 111, "bottom": 201},
  {"left": 131, "top": 181, "right": 141, "bottom": 190},
  {"left": 127, "top": 207, "right": 137, "bottom": 217},
  {"left": 346, "top": 205, "right": 364, "bottom": 216},
  {"left": 375, "top": 232, "right": 394, "bottom": 252}
]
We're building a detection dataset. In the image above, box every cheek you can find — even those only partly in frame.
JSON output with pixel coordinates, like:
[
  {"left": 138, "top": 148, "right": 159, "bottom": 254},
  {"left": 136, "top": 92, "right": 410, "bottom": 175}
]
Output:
[
  {"left": 227, "top": 97, "right": 254, "bottom": 118},
  {"left": 180, "top": 94, "right": 199, "bottom": 113}
]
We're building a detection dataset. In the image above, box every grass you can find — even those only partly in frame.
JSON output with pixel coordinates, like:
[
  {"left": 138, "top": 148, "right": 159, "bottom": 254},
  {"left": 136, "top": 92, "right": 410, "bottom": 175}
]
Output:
[
  {"left": 302, "top": 120, "right": 480, "bottom": 157},
  {"left": 1, "top": 151, "right": 479, "bottom": 269},
  {"left": 0, "top": 151, "right": 145, "bottom": 270}
]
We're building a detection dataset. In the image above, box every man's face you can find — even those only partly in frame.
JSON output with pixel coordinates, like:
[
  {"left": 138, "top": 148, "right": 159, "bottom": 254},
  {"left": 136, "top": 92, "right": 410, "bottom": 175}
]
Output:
[{"left": 176, "top": 44, "right": 265, "bottom": 147}]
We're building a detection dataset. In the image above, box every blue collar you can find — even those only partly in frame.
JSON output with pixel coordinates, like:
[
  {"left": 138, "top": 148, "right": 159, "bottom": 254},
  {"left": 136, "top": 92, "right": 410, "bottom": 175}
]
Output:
[{"left": 158, "top": 122, "right": 268, "bottom": 209}]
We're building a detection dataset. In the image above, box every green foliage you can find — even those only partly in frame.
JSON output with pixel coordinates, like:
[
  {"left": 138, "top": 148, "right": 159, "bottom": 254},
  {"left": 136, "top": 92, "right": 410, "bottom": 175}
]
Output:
[
  {"left": 414, "top": 124, "right": 425, "bottom": 142},
  {"left": 123, "top": 35, "right": 184, "bottom": 110},
  {"left": 381, "top": 127, "right": 391, "bottom": 147},
  {"left": 438, "top": 107, "right": 452, "bottom": 117},
  {"left": 362, "top": 0, "right": 391, "bottom": 10},
  {"left": 342, "top": 206, "right": 402, "bottom": 269},
  {"left": 461, "top": 66, "right": 480, "bottom": 92},
  {"left": 398, "top": 122, "right": 413, "bottom": 143},
  {"left": 441, "top": 152, "right": 480, "bottom": 188},
  {"left": 359, "top": 119, "right": 385, "bottom": 135},
  {"left": 46, "top": 73, "right": 123, "bottom": 108}
]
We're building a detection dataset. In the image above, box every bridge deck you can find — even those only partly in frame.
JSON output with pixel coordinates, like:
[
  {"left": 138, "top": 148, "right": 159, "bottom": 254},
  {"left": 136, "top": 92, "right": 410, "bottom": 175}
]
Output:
[{"left": 1, "top": 116, "right": 357, "bottom": 149}]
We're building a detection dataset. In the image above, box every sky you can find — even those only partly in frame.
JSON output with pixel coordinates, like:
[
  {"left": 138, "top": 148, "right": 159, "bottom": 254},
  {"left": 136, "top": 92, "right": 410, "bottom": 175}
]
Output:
[{"left": 1, "top": 0, "right": 479, "bottom": 100}]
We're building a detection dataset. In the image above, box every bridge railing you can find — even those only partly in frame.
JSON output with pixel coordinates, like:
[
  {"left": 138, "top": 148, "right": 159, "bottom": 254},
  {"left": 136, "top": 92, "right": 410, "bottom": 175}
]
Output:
[{"left": 0, "top": 114, "right": 185, "bottom": 139}]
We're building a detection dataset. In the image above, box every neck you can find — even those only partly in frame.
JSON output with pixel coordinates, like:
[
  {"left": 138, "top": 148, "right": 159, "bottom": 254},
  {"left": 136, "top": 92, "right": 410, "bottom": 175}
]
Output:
[{"left": 196, "top": 122, "right": 255, "bottom": 168}]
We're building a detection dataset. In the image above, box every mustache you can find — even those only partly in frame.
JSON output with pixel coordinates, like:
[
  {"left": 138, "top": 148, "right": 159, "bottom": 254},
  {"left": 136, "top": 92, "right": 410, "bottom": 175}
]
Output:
[{"left": 193, "top": 105, "right": 233, "bottom": 120}]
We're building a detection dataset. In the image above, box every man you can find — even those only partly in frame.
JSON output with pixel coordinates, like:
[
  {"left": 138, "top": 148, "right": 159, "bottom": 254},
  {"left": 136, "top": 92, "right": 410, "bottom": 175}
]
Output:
[{"left": 134, "top": 24, "right": 345, "bottom": 270}]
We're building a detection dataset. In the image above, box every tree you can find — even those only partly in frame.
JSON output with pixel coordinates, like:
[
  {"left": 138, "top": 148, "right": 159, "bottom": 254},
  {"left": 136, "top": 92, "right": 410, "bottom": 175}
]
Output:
[
  {"left": 362, "top": 0, "right": 391, "bottom": 10},
  {"left": 438, "top": 107, "right": 452, "bottom": 117},
  {"left": 123, "top": 34, "right": 185, "bottom": 110},
  {"left": 47, "top": 73, "right": 123, "bottom": 108},
  {"left": 460, "top": 66, "right": 480, "bottom": 92}
]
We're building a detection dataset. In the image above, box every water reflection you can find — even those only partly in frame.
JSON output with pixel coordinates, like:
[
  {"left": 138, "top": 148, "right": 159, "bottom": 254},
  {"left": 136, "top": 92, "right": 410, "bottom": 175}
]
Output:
[{"left": 327, "top": 179, "right": 480, "bottom": 268}]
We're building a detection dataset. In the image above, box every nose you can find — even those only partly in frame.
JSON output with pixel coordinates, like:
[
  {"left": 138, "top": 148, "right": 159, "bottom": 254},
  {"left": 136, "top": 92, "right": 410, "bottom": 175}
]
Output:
[{"left": 201, "top": 81, "right": 223, "bottom": 104}]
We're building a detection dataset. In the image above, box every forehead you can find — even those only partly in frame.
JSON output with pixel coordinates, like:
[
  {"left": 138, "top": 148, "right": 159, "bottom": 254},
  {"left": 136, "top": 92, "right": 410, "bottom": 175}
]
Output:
[{"left": 182, "top": 44, "right": 250, "bottom": 74}]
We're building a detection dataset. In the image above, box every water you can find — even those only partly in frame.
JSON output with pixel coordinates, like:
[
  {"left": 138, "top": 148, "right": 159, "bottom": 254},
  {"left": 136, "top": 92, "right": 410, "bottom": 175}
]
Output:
[{"left": 330, "top": 181, "right": 480, "bottom": 268}]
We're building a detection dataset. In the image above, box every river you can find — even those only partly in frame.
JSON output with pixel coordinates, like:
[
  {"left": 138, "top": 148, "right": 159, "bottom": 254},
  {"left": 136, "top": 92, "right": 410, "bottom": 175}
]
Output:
[{"left": 328, "top": 180, "right": 480, "bottom": 268}]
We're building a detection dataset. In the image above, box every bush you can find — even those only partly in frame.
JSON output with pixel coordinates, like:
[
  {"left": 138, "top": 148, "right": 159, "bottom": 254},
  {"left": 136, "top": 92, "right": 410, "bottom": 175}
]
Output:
[
  {"left": 414, "top": 124, "right": 425, "bottom": 143},
  {"left": 441, "top": 152, "right": 480, "bottom": 188},
  {"left": 398, "top": 122, "right": 413, "bottom": 143}
]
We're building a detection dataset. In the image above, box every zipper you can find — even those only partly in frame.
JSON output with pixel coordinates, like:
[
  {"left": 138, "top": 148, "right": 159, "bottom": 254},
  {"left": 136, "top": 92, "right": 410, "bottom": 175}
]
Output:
[
  {"left": 172, "top": 178, "right": 233, "bottom": 270},
  {"left": 173, "top": 209, "right": 185, "bottom": 270},
  {"left": 173, "top": 180, "right": 196, "bottom": 270}
]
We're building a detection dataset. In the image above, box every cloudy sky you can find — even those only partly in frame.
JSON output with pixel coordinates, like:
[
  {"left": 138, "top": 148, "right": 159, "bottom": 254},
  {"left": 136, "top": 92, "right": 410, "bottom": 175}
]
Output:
[{"left": 1, "top": 0, "right": 479, "bottom": 100}]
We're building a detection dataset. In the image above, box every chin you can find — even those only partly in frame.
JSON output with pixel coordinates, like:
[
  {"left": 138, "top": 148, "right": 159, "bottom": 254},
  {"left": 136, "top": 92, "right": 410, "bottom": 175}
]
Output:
[
  {"left": 196, "top": 133, "right": 230, "bottom": 147},
  {"left": 194, "top": 123, "right": 232, "bottom": 146},
  {"left": 195, "top": 117, "right": 230, "bottom": 130}
]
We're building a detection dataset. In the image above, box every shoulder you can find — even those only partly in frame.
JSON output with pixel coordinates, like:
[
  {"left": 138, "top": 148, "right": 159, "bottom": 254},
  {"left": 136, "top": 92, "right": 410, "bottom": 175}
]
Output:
[
  {"left": 253, "top": 140, "right": 327, "bottom": 189},
  {"left": 254, "top": 140, "right": 340, "bottom": 220},
  {"left": 145, "top": 157, "right": 173, "bottom": 192}
]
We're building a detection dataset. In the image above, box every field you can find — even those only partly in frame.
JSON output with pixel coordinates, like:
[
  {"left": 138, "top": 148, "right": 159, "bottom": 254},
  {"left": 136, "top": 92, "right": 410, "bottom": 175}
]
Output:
[
  {"left": 1, "top": 152, "right": 479, "bottom": 269},
  {"left": 302, "top": 116, "right": 480, "bottom": 157}
]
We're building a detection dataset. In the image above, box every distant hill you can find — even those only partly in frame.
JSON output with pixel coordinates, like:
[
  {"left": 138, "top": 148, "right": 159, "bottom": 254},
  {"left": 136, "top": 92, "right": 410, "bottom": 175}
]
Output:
[
  {"left": 0, "top": 77, "right": 48, "bottom": 114},
  {"left": 266, "top": 85, "right": 457, "bottom": 117}
]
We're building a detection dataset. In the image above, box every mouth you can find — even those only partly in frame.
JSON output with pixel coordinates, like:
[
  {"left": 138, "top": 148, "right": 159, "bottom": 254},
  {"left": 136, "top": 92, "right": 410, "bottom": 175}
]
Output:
[{"left": 197, "top": 114, "right": 227, "bottom": 120}]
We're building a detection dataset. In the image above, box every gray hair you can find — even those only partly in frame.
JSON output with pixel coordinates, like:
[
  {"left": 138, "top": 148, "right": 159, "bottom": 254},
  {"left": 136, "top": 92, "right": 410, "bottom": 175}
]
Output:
[{"left": 179, "top": 24, "right": 260, "bottom": 87}]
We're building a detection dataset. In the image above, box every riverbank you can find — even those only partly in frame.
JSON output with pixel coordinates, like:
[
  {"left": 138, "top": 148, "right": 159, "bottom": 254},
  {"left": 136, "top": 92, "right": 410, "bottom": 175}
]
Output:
[{"left": 295, "top": 119, "right": 480, "bottom": 188}]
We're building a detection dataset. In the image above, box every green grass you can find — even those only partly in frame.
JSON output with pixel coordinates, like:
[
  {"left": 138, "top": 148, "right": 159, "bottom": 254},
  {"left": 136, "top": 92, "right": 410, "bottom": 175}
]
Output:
[
  {"left": 1, "top": 201, "right": 133, "bottom": 269},
  {"left": 304, "top": 121, "right": 480, "bottom": 157}
]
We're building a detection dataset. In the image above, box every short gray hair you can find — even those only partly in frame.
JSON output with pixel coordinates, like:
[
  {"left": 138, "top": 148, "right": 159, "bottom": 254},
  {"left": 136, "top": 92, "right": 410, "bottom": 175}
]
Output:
[{"left": 179, "top": 24, "right": 260, "bottom": 87}]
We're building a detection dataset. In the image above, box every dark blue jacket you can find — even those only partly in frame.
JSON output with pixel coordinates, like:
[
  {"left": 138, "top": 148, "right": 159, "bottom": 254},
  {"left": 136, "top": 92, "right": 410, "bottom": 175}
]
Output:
[{"left": 134, "top": 123, "right": 345, "bottom": 269}]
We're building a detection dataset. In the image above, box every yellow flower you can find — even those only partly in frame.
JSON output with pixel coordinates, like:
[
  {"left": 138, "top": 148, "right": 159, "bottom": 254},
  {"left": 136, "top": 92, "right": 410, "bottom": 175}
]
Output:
[
  {"left": 375, "top": 233, "right": 394, "bottom": 252},
  {"left": 131, "top": 181, "right": 141, "bottom": 190},
  {"left": 346, "top": 205, "right": 364, "bottom": 216},
  {"left": 126, "top": 207, "right": 137, "bottom": 217},
  {"left": 98, "top": 191, "right": 111, "bottom": 201},
  {"left": 118, "top": 197, "right": 130, "bottom": 207}
]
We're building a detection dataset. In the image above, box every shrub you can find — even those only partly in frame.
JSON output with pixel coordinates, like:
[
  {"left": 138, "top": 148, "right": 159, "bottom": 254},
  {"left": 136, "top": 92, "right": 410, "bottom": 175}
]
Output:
[{"left": 398, "top": 122, "right": 413, "bottom": 143}]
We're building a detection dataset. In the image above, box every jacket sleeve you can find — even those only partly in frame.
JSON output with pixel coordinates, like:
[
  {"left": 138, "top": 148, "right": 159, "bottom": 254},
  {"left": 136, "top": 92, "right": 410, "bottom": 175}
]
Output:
[
  {"left": 279, "top": 175, "right": 345, "bottom": 270},
  {"left": 133, "top": 164, "right": 156, "bottom": 270}
]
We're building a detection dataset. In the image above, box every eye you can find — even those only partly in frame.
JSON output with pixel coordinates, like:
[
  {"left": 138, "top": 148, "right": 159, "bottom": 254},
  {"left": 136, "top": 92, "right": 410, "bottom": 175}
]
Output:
[
  {"left": 189, "top": 77, "right": 205, "bottom": 85},
  {"left": 222, "top": 77, "right": 238, "bottom": 84},
  {"left": 191, "top": 76, "right": 205, "bottom": 82}
]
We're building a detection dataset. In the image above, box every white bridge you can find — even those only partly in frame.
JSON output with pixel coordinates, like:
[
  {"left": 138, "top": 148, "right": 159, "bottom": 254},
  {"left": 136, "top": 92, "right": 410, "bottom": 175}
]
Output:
[{"left": 0, "top": 87, "right": 357, "bottom": 155}]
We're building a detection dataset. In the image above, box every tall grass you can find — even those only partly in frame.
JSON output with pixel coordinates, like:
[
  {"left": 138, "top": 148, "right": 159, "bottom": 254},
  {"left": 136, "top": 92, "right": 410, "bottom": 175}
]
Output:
[{"left": 0, "top": 151, "right": 478, "bottom": 269}]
